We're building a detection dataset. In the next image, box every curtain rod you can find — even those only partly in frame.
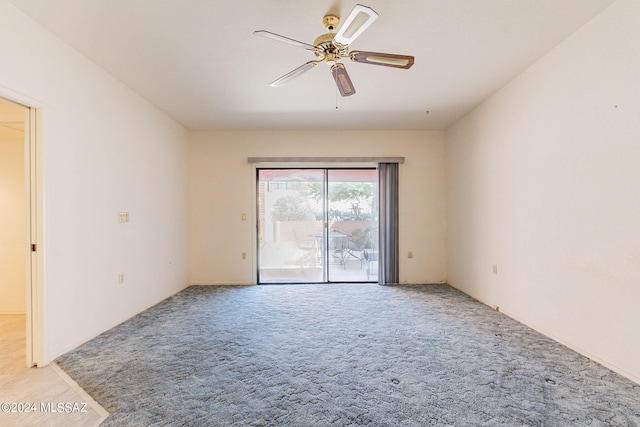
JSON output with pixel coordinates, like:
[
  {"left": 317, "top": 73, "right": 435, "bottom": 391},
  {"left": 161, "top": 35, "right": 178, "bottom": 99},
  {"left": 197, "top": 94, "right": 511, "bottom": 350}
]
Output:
[{"left": 247, "top": 157, "right": 405, "bottom": 164}]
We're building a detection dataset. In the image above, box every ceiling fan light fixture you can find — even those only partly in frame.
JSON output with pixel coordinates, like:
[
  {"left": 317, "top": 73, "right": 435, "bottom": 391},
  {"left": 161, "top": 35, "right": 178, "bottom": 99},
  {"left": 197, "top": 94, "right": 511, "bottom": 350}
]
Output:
[{"left": 333, "top": 5, "right": 378, "bottom": 46}]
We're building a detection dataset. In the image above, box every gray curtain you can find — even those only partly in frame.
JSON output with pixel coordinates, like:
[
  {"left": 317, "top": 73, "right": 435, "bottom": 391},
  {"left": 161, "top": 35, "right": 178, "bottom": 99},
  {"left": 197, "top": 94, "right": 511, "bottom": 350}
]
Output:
[{"left": 378, "top": 162, "right": 399, "bottom": 285}]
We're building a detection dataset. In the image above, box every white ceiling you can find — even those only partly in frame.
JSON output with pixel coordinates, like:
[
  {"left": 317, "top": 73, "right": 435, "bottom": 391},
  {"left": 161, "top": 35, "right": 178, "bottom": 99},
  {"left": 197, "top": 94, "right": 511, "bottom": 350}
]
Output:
[{"left": 8, "top": 0, "right": 614, "bottom": 131}]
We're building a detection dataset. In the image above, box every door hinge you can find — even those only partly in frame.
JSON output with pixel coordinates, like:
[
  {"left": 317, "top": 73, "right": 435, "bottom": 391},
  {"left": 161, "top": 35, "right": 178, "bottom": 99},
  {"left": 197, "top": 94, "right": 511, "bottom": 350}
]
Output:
[{"left": 31, "top": 243, "right": 36, "bottom": 252}]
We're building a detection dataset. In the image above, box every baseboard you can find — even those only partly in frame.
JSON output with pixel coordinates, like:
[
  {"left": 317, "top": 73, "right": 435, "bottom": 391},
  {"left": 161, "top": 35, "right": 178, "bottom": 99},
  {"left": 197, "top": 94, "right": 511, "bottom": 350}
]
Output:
[
  {"left": 446, "top": 282, "right": 640, "bottom": 386},
  {"left": 45, "top": 283, "right": 190, "bottom": 365},
  {"left": 499, "top": 307, "right": 640, "bottom": 386},
  {"left": 189, "top": 282, "right": 256, "bottom": 286}
]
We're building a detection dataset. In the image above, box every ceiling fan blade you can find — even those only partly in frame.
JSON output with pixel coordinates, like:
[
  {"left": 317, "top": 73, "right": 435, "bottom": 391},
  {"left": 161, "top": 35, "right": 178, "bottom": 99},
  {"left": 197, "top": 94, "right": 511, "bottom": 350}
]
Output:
[
  {"left": 269, "top": 62, "right": 318, "bottom": 87},
  {"left": 331, "top": 64, "right": 356, "bottom": 97},
  {"left": 351, "top": 51, "right": 415, "bottom": 69},
  {"left": 253, "top": 30, "right": 317, "bottom": 50},
  {"left": 333, "top": 4, "right": 378, "bottom": 46}
]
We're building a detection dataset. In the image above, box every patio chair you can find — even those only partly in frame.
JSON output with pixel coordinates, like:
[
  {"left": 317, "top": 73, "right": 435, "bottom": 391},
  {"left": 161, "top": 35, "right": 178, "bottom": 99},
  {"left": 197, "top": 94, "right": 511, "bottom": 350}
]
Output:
[{"left": 362, "top": 230, "right": 379, "bottom": 280}]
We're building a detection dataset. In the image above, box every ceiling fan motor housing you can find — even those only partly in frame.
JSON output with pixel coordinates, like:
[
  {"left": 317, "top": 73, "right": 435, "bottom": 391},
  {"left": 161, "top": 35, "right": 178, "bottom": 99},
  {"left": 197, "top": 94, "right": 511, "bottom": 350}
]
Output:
[{"left": 313, "top": 32, "right": 335, "bottom": 49}]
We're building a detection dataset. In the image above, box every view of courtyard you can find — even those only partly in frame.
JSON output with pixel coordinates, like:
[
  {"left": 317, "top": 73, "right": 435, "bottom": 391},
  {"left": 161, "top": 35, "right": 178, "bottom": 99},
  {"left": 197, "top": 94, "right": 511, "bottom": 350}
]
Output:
[{"left": 257, "top": 169, "right": 379, "bottom": 283}]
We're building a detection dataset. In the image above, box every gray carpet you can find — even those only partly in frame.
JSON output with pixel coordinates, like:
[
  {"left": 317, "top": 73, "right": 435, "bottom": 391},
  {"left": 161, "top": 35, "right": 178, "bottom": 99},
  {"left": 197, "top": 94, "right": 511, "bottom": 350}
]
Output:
[{"left": 56, "top": 284, "right": 640, "bottom": 426}]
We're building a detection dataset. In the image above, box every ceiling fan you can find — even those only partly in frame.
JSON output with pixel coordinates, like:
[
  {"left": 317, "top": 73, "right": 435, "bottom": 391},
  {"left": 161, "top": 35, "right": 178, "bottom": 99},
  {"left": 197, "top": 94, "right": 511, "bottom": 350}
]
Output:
[{"left": 254, "top": 4, "right": 414, "bottom": 97}]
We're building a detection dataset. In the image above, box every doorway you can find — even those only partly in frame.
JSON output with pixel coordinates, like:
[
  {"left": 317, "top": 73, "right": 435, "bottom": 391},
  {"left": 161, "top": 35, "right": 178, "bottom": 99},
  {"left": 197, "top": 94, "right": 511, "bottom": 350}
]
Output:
[
  {"left": 0, "top": 96, "right": 36, "bottom": 367},
  {"left": 257, "top": 168, "right": 378, "bottom": 283}
]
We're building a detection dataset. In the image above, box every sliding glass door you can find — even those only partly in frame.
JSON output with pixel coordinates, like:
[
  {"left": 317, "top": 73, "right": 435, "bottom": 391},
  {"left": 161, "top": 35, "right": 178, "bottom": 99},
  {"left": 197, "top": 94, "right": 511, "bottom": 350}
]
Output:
[
  {"left": 257, "top": 168, "right": 378, "bottom": 283},
  {"left": 326, "top": 169, "right": 378, "bottom": 282},
  {"left": 257, "top": 169, "right": 325, "bottom": 283}
]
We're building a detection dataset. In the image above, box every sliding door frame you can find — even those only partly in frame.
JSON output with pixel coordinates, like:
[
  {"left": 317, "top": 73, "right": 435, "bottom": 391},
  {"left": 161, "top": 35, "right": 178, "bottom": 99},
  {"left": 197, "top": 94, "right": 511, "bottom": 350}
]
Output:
[
  {"left": 255, "top": 167, "right": 378, "bottom": 284},
  {"left": 249, "top": 158, "right": 403, "bottom": 285}
]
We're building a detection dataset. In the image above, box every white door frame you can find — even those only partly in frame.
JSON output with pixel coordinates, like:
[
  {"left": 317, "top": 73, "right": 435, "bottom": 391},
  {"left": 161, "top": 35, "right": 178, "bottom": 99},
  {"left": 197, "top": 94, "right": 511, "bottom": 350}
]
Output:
[
  {"left": 24, "top": 105, "right": 41, "bottom": 366},
  {"left": 1, "top": 91, "right": 43, "bottom": 367}
]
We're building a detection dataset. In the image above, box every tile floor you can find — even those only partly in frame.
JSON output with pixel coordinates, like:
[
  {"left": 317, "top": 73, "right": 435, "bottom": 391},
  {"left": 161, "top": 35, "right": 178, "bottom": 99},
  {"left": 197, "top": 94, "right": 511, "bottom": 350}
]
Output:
[{"left": 0, "top": 315, "right": 107, "bottom": 427}]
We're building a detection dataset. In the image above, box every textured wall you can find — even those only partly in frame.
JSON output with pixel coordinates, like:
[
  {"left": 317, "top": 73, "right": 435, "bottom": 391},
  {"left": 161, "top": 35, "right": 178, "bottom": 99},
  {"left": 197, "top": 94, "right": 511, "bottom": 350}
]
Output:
[
  {"left": 0, "top": 0, "right": 190, "bottom": 364},
  {"left": 189, "top": 130, "right": 447, "bottom": 285},
  {"left": 446, "top": 0, "right": 640, "bottom": 383}
]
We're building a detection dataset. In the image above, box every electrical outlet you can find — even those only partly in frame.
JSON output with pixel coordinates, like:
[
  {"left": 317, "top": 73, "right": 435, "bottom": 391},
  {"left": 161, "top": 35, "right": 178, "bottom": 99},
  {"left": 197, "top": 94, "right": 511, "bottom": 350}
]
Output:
[
  {"left": 407, "top": 251, "right": 414, "bottom": 259},
  {"left": 118, "top": 212, "right": 129, "bottom": 223},
  {"left": 241, "top": 252, "right": 247, "bottom": 260},
  {"left": 118, "top": 272, "right": 125, "bottom": 284}
]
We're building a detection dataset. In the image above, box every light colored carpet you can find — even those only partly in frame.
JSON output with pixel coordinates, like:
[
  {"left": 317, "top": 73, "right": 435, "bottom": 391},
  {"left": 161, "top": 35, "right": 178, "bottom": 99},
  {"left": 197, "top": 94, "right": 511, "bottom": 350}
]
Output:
[{"left": 57, "top": 284, "right": 640, "bottom": 426}]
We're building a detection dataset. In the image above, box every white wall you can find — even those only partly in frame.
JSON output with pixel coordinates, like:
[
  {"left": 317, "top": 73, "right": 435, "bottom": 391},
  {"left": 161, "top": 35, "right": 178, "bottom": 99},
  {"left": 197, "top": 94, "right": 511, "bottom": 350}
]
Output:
[
  {"left": 446, "top": 0, "right": 640, "bottom": 383},
  {"left": 0, "top": 139, "right": 26, "bottom": 313},
  {"left": 190, "top": 130, "right": 447, "bottom": 285},
  {"left": 0, "top": 0, "right": 190, "bottom": 363}
]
